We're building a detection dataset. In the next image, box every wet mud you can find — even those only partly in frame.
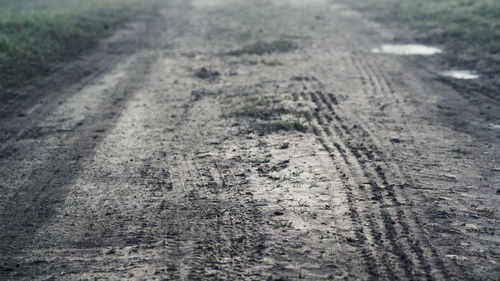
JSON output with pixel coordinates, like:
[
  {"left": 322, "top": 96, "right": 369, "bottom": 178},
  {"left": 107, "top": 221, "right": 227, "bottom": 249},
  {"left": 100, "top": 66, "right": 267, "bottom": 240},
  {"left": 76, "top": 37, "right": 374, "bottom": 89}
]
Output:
[{"left": 0, "top": 0, "right": 499, "bottom": 280}]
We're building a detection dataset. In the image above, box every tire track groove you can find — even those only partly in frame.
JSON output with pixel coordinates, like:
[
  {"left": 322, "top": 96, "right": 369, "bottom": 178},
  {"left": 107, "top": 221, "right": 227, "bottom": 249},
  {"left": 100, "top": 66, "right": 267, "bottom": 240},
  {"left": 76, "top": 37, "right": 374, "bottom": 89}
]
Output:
[
  {"left": 305, "top": 90, "right": 433, "bottom": 279},
  {"left": 348, "top": 53, "right": 452, "bottom": 280}
]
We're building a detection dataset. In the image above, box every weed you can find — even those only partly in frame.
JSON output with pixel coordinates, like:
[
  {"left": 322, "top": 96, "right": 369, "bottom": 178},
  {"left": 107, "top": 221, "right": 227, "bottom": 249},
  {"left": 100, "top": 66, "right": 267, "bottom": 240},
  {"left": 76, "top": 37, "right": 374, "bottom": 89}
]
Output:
[
  {"left": 297, "top": 200, "right": 309, "bottom": 208},
  {"left": 292, "top": 208, "right": 307, "bottom": 215},
  {"left": 278, "top": 220, "right": 293, "bottom": 228},
  {"left": 309, "top": 211, "right": 318, "bottom": 219},
  {"left": 292, "top": 169, "right": 305, "bottom": 177},
  {"left": 255, "top": 120, "right": 309, "bottom": 135},
  {"left": 291, "top": 76, "right": 315, "bottom": 81},
  {"left": 309, "top": 183, "right": 319, "bottom": 189},
  {"left": 230, "top": 105, "right": 289, "bottom": 120},
  {"left": 249, "top": 157, "right": 271, "bottom": 164},
  {"left": 319, "top": 234, "right": 330, "bottom": 240},
  {"left": 261, "top": 59, "right": 282, "bottom": 66}
]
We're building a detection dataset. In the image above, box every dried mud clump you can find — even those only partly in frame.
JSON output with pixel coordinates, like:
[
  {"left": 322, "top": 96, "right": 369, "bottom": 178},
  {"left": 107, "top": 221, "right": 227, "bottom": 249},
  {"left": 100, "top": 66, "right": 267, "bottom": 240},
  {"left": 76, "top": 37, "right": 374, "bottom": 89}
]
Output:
[{"left": 226, "top": 40, "right": 297, "bottom": 56}]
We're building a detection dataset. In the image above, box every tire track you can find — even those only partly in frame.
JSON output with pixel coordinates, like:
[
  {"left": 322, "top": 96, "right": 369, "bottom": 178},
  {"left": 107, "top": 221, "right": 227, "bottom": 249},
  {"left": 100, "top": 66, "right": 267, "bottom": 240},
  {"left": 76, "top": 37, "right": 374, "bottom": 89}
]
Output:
[
  {"left": 0, "top": 53, "right": 158, "bottom": 272},
  {"left": 154, "top": 90, "right": 266, "bottom": 280},
  {"left": 301, "top": 92, "right": 389, "bottom": 280},
  {"left": 184, "top": 153, "right": 265, "bottom": 280},
  {"left": 306, "top": 49, "right": 454, "bottom": 279},
  {"left": 308, "top": 89, "right": 441, "bottom": 280},
  {"left": 305, "top": 91, "right": 420, "bottom": 279},
  {"left": 346, "top": 53, "right": 453, "bottom": 280}
]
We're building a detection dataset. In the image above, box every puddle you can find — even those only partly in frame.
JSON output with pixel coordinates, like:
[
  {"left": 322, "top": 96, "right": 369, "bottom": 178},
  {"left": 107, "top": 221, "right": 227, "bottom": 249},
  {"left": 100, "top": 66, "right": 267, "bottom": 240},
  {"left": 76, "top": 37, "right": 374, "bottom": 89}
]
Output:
[
  {"left": 489, "top": 123, "right": 500, "bottom": 130},
  {"left": 371, "top": 44, "right": 442, "bottom": 55},
  {"left": 441, "top": 70, "right": 479, "bottom": 80}
]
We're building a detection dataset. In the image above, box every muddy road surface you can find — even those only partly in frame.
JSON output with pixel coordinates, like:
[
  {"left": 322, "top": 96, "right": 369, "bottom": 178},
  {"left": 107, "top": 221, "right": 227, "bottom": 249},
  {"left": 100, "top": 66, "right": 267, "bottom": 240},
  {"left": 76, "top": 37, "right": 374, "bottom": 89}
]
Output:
[{"left": 1, "top": 0, "right": 499, "bottom": 280}]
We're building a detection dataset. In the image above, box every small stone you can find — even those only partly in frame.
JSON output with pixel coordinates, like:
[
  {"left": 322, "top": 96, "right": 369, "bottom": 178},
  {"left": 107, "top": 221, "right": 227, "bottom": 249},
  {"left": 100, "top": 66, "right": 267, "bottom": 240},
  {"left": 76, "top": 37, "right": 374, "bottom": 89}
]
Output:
[
  {"left": 465, "top": 224, "right": 478, "bottom": 231},
  {"left": 273, "top": 210, "right": 284, "bottom": 216},
  {"left": 390, "top": 138, "right": 401, "bottom": 144}
]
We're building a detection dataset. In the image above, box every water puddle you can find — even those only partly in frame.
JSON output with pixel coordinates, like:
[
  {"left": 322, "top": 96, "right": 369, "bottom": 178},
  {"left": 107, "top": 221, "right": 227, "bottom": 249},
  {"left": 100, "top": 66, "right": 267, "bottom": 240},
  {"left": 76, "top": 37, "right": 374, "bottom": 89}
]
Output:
[
  {"left": 489, "top": 123, "right": 500, "bottom": 130},
  {"left": 371, "top": 44, "right": 442, "bottom": 55},
  {"left": 441, "top": 70, "right": 479, "bottom": 80}
]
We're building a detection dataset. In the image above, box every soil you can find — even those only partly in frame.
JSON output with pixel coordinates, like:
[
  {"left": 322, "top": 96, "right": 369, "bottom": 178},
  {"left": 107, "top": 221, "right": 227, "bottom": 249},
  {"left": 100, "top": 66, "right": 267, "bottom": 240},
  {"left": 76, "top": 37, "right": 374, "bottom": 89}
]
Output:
[{"left": 1, "top": 0, "right": 499, "bottom": 280}]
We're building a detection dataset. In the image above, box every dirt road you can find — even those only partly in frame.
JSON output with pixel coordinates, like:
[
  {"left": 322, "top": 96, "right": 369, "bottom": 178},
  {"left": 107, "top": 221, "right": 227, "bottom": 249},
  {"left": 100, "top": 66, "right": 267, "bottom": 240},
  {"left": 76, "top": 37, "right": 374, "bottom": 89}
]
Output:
[{"left": 1, "top": 0, "right": 499, "bottom": 280}]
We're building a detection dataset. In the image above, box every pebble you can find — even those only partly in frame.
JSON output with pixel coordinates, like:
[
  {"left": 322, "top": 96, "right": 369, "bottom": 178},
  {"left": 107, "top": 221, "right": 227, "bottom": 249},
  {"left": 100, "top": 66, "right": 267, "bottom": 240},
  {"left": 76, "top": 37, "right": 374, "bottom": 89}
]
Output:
[
  {"left": 465, "top": 224, "right": 478, "bottom": 231},
  {"left": 445, "top": 255, "right": 468, "bottom": 261}
]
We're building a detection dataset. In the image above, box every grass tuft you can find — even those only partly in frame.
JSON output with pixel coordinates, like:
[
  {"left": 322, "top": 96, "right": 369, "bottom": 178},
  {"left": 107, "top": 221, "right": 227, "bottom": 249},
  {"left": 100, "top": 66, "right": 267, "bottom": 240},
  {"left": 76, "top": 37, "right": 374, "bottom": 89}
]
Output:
[
  {"left": 226, "top": 40, "right": 297, "bottom": 56},
  {"left": 231, "top": 105, "right": 290, "bottom": 120},
  {"left": 256, "top": 120, "right": 309, "bottom": 135},
  {"left": 357, "top": 0, "right": 500, "bottom": 55},
  {"left": 0, "top": 0, "right": 155, "bottom": 88}
]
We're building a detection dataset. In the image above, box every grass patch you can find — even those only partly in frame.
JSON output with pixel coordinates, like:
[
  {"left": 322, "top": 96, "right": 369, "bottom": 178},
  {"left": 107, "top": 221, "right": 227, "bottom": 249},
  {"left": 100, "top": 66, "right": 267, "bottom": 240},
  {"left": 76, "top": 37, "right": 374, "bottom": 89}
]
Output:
[
  {"left": 278, "top": 220, "right": 293, "bottom": 228},
  {"left": 256, "top": 120, "right": 309, "bottom": 135},
  {"left": 249, "top": 156, "right": 271, "bottom": 164},
  {"left": 356, "top": 0, "right": 500, "bottom": 55},
  {"left": 231, "top": 105, "right": 290, "bottom": 119},
  {"left": 229, "top": 96, "right": 293, "bottom": 120},
  {"left": 261, "top": 59, "right": 282, "bottom": 66},
  {"left": 226, "top": 40, "right": 297, "bottom": 56},
  {"left": 0, "top": 0, "right": 155, "bottom": 88},
  {"left": 228, "top": 96, "right": 309, "bottom": 135}
]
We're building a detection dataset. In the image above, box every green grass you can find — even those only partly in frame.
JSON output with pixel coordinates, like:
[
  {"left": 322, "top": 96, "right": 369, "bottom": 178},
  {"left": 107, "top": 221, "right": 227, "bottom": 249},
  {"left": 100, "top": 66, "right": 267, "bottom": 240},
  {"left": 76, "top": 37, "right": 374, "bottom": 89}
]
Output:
[
  {"left": 0, "top": 0, "right": 155, "bottom": 88},
  {"left": 357, "top": 0, "right": 500, "bottom": 55},
  {"left": 256, "top": 121, "right": 309, "bottom": 135},
  {"left": 249, "top": 156, "right": 271, "bottom": 164},
  {"left": 226, "top": 40, "right": 297, "bottom": 56},
  {"left": 231, "top": 104, "right": 290, "bottom": 120}
]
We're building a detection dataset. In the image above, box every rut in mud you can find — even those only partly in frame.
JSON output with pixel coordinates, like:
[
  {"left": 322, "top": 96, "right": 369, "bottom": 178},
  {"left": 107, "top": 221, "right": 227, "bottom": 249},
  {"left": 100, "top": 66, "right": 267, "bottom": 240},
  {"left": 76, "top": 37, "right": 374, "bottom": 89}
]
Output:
[{"left": 0, "top": 0, "right": 499, "bottom": 280}]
